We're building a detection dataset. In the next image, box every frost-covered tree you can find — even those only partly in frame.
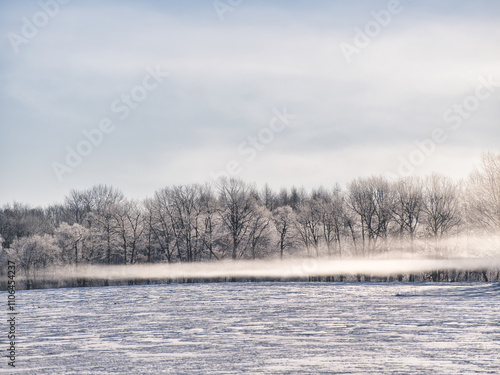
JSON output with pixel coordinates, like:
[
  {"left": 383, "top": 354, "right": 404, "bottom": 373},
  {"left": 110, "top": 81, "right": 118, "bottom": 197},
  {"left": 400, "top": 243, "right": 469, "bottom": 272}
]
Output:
[
  {"left": 7, "top": 234, "right": 61, "bottom": 289},
  {"left": 62, "top": 185, "right": 126, "bottom": 264},
  {"left": 55, "top": 222, "right": 89, "bottom": 265}
]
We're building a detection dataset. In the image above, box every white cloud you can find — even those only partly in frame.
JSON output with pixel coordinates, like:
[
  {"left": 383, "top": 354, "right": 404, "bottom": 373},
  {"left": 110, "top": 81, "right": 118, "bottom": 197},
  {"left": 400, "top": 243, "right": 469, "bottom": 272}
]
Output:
[{"left": 0, "top": 0, "right": 499, "bottom": 205}]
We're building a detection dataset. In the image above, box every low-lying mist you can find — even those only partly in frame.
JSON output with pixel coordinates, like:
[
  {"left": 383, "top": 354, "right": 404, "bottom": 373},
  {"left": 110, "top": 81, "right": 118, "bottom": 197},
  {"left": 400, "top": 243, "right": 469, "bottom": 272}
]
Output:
[
  {"left": 10, "top": 234, "right": 500, "bottom": 288},
  {"left": 41, "top": 254, "right": 500, "bottom": 282}
]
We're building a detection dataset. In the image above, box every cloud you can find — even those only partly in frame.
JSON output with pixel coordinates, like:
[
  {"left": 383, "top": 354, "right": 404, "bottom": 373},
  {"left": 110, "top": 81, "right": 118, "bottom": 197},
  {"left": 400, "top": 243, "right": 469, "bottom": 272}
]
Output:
[{"left": 0, "top": 0, "right": 499, "bottom": 205}]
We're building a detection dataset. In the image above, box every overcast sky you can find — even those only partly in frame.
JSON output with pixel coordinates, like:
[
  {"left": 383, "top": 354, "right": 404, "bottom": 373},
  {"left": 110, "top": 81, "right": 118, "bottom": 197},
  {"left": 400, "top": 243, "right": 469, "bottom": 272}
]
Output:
[{"left": 1, "top": 0, "right": 499, "bottom": 206}]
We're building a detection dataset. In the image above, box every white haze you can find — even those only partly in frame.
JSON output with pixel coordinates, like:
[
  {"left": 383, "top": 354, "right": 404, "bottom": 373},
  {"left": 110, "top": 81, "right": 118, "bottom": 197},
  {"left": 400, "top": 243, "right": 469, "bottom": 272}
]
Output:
[
  {"left": 39, "top": 256, "right": 500, "bottom": 282},
  {"left": 34, "top": 234, "right": 500, "bottom": 282}
]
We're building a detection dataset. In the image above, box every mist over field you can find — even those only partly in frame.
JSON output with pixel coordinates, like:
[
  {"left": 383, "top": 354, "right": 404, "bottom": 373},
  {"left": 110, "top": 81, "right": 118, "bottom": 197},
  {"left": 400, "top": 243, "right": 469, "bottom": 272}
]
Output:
[
  {"left": 27, "top": 233, "right": 500, "bottom": 282},
  {"left": 40, "top": 255, "right": 500, "bottom": 282}
]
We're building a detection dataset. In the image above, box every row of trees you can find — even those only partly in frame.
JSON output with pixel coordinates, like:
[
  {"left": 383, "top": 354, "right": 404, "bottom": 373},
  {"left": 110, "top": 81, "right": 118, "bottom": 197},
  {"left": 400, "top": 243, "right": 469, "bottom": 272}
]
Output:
[{"left": 1, "top": 152, "right": 500, "bottom": 287}]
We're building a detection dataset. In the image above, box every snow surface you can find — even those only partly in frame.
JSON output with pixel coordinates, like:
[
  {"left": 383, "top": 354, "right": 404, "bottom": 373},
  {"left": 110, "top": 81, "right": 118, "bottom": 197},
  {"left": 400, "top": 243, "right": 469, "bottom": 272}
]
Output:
[{"left": 2, "top": 282, "right": 500, "bottom": 374}]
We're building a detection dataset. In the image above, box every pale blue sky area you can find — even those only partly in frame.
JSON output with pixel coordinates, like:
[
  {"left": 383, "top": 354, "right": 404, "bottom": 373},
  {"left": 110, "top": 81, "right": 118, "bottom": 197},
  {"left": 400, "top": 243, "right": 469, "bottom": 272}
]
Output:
[{"left": 1, "top": 0, "right": 499, "bottom": 205}]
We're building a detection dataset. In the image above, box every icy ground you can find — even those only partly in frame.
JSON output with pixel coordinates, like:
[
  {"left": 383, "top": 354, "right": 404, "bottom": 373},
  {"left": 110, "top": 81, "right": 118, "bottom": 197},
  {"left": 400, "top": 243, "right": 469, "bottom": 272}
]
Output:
[{"left": 3, "top": 282, "right": 500, "bottom": 374}]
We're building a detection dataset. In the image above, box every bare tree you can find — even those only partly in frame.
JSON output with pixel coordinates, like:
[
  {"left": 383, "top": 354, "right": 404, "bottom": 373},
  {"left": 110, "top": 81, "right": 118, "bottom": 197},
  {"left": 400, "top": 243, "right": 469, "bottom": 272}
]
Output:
[
  {"left": 144, "top": 193, "right": 175, "bottom": 262},
  {"left": 272, "top": 206, "right": 296, "bottom": 258},
  {"left": 198, "top": 184, "right": 221, "bottom": 260},
  {"left": 0, "top": 203, "right": 53, "bottom": 248},
  {"left": 422, "top": 173, "right": 462, "bottom": 239},
  {"left": 391, "top": 177, "right": 423, "bottom": 250},
  {"left": 347, "top": 176, "right": 393, "bottom": 254},
  {"left": 168, "top": 185, "right": 205, "bottom": 262},
  {"left": 294, "top": 198, "right": 322, "bottom": 257},
  {"left": 113, "top": 200, "right": 145, "bottom": 264},
  {"left": 216, "top": 178, "right": 256, "bottom": 260},
  {"left": 63, "top": 189, "right": 92, "bottom": 225},
  {"left": 467, "top": 152, "right": 500, "bottom": 232},
  {"left": 315, "top": 186, "right": 346, "bottom": 257},
  {"left": 261, "top": 183, "right": 277, "bottom": 211},
  {"left": 246, "top": 205, "right": 272, "bottom": 259},
  {"left": 124, "top": 201, "right": 146, "bottom": 264}
]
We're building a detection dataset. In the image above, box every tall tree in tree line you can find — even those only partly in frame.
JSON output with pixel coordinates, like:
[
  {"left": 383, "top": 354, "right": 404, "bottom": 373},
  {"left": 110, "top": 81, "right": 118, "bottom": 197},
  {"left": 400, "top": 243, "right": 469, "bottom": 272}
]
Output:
[
  {"left": 295, "top": 198, "right": 322, "bottom": 257},
  {"left": 391, "top": 177, "right": 423, "bottom": 251},
  {"left": 422, "top": 173, "right": 462, "bottom": 240},
  {"left": 272, "top": 205, "right": 295, "bottom": 259},
  {"left": 216, "top": 178, "right": 256, "bottom": 260},
  {"left": 246, "top": 204, "right": 272, "bottom": 259},
  {"left": 347, "top": 176, "right": 393, "bottom": 254},
  {"left": 315, "top": 185, "right": 345, "bottom": 257},
  {"left": 468, "top": 152, "right": 500, "bottom": 232}
]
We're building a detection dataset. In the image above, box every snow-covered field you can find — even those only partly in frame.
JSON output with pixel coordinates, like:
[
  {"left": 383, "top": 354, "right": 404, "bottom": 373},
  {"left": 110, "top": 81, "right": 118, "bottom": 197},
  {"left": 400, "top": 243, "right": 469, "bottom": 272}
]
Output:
[{"left": 4, "top": 282, "right": 500, "bottom": 374}]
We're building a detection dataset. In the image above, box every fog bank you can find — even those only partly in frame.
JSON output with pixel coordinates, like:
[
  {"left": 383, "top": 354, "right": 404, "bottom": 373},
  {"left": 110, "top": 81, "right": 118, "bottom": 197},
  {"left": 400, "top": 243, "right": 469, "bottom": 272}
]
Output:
[{"left": 40, "top": 256, "right": 500, "bottom": 282}]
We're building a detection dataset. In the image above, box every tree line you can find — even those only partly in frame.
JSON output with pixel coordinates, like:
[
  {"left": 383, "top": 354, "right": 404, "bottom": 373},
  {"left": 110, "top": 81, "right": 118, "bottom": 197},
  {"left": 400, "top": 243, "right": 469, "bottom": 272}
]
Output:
[{"left": 1, "top": 152, "right": 500, "bottom": 288}]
